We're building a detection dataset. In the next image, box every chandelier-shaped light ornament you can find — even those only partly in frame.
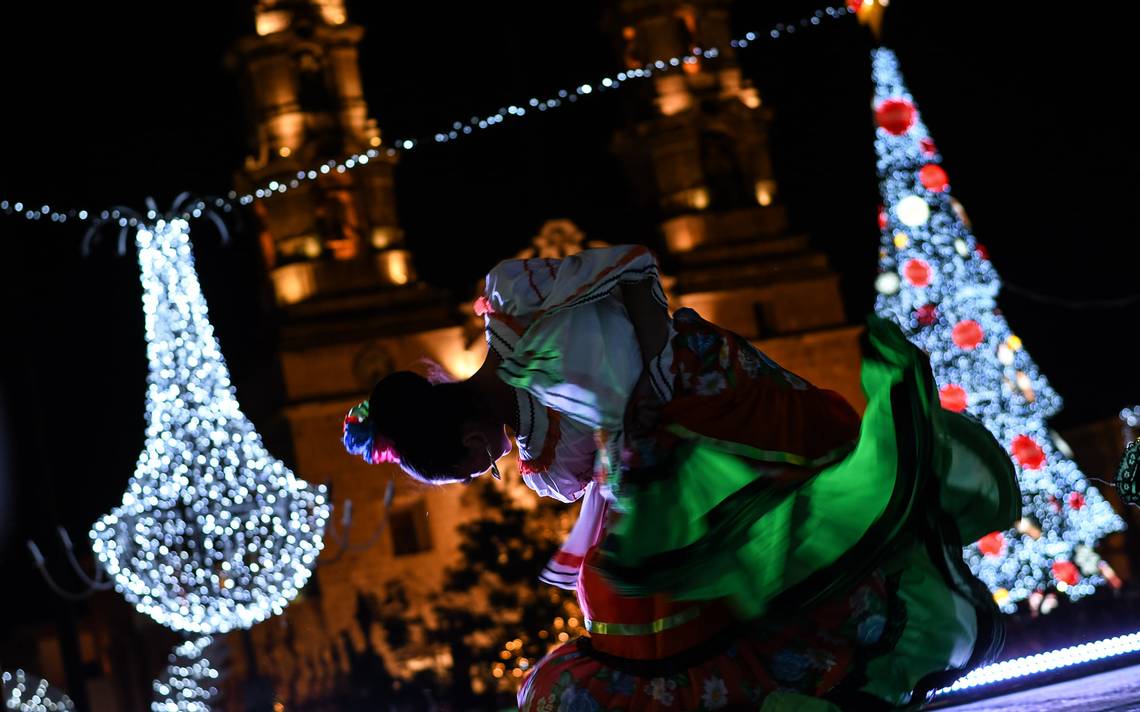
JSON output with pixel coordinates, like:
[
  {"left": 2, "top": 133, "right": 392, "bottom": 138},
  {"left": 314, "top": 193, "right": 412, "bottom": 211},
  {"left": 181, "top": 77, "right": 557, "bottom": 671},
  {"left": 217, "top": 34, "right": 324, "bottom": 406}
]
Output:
[{"left": 90, "top": 218, "right": 329, "bottom": 634}]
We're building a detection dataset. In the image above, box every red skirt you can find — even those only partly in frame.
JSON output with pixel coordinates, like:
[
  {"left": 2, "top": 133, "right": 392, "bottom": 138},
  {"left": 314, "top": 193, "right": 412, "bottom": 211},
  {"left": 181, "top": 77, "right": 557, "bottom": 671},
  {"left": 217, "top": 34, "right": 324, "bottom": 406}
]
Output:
[{"left": 518, "top": 569, "right": 898, "bottom": 711}]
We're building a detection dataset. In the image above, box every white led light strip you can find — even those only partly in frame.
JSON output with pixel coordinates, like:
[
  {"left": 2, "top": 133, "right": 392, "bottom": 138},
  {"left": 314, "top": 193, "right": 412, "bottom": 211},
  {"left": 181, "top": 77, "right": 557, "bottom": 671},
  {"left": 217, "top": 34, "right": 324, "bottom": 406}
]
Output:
[
  {"left": 936, "top": 630, "right": 1140, "bottom": 696},
  {"left": 0, "top": 6, "right": 849, "bottom": 225}
]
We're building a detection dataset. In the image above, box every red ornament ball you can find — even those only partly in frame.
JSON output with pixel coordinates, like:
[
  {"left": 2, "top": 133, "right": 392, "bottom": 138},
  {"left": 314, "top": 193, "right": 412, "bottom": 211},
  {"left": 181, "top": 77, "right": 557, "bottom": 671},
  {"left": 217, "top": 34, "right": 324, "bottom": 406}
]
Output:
[
  {"left": 916, "top": 303, "right": 938, "bottom": 326},
  {"left": 951, "top": 320, "right": 984, "bottom": 350},
  {"left": 1068, "top": 492, "right": 1086, "bottom": 510},
  {"left": 920, "top": 137, "right": 937, "bottom": 156},
  {"left": 939, "top": 384, "right": 969, "bottom": 413},
  {"left": 878, "top": 205, "right": 889, "bottom": 231},
  {"left": 876, "top": 99, "right": 917, "bottom": 136},
  {"left": 919, "top": 164, "right": 950, "bottom": 192},
  {"left": 1052, "top": 560, "right": 1080, "bottom": 586},
  {"left": 846, "top": 0, "right": 862, "bottom": 11},
  {"left": 975, "top": 242, "right": 990, "bottom": 260},
  {"left": 1011, "top": 435, "right": 1047, "bottom": 470},
  {"left": 902, "top": 258, "right": 933, "bottom": 287},
  {"left": 978, "top": 531, "right": 1005, "bottom": 557}
]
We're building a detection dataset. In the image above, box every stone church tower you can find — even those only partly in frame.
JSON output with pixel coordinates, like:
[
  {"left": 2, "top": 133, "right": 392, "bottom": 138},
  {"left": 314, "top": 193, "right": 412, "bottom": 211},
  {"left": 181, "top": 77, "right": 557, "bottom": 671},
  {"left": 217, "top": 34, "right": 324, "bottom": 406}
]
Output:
[
  {"left": 228, "top": 1, "right": 498, "bottom": 701},
  {"left": 611, "top": 0, "right": 864, "bottom": 408}
]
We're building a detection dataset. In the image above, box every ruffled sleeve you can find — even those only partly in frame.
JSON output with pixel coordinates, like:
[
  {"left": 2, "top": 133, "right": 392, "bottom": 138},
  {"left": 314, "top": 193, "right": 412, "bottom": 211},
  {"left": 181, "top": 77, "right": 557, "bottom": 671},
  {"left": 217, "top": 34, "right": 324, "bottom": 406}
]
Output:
[
  {"left": 514, "top": 390, "right": 596, "bottom": 504},
  {"left": 482, "top": 245, "right": 669, "bottom": 431}
]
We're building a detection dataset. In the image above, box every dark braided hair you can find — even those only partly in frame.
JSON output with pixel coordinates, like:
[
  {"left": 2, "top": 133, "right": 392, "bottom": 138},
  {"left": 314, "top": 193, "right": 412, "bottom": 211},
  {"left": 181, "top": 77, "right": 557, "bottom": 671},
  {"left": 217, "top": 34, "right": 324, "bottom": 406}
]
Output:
[{"left": 343, "top": 371, "right": 484, "bottom": 483}]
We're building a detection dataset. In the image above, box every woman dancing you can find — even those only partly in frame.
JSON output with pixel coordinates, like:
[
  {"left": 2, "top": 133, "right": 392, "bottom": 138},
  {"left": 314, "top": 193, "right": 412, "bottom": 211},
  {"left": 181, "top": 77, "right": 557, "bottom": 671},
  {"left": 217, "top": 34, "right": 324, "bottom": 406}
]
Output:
[{"left": 343, "top": 245, "right": 1019, "bottom": 711}]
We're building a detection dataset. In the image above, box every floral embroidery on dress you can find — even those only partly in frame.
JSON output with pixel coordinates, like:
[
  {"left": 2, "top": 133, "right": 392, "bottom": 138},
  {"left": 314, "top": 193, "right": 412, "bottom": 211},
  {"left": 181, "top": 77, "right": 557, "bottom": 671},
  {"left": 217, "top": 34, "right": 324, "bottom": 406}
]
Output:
[
  {"left": 647, "top": 676, "right": 678, "bottom": 706},
  {"left": 670, "top": 308, "right": 812, "bottom": 397},
  {"left": 700, "top": 675, "right": 729, "bottom": 710},
  {"left": 542, "top": 671, "right": 602, "bottom": 712},
  {"left": 770, "top": 650, "right": 813, "bottom": 684},
  {"left": 690, "top": 331, "right": 719, "bottom": 357},
  {"left": 559, "top": 684, "right": 601, "bottom": 712},
  {"left": 696, "top": 370, "right": 729, "bottom": 397},
  {"left": 610, "top": 670, "right": 636, "bottom": 697}
]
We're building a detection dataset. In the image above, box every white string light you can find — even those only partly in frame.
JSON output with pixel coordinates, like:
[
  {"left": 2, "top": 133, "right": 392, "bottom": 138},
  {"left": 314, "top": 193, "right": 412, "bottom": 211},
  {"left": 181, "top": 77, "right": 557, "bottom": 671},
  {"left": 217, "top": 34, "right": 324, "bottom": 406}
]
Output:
[
  {"left": 151, "top": 636, "right": 218, "bottom": 712},
  {"left": 1121, "top": 406, "right": 1140, "bottom": 430},
  {"left": 0, "top": 5, "right": 850, "bottom": 226},
  {"left": 88, "top": 218, "right": 330, "bottom": 634},
  {"left": 1, "top": 670, "right": 75, "bottom": 712},
  {"left": 870, "top": 47, "right": 1125, "bottom": 612},
  {"left": 934, "top": 630, "right": 1140, "bottom": 697}
]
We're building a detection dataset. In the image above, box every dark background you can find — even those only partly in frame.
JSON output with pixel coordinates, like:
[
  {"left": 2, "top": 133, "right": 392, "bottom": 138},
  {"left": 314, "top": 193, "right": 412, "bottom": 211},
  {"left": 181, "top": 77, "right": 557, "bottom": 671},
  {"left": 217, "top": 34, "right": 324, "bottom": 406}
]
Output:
[{"left": 1, "top": 0, "right": 1137, "bottom": 660}]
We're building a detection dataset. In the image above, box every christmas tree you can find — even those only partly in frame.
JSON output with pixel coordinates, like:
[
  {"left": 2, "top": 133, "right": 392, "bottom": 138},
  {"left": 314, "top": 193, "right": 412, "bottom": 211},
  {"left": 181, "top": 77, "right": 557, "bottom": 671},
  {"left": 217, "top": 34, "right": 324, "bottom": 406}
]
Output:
[
  {"left": 870, "top": 48, "right": 1125, "bottom": 612},
  {"left": 424, "top": 479, "right": 585, "bottom": 706}
]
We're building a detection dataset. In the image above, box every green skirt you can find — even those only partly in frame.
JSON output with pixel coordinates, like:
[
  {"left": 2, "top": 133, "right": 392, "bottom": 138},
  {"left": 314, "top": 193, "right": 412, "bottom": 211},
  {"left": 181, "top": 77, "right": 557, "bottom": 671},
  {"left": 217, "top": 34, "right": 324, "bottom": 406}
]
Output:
[{"left": 595, "top": 315, "right": 1021, "bottom": 706}]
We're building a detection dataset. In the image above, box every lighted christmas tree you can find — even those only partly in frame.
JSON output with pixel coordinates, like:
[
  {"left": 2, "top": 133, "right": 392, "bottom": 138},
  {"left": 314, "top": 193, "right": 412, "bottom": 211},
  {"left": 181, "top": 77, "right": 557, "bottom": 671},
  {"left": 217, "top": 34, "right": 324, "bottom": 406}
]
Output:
[{"left": 870, "top": 48, "right": 1125, "bottom": 612}]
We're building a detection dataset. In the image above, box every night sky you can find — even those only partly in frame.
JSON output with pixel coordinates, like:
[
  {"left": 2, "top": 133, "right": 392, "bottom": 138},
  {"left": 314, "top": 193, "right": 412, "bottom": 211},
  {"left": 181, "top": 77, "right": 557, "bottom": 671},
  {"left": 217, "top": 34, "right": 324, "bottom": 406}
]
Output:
[{"left": 1, "top": 1, "right": 1137, "bottom": 641}]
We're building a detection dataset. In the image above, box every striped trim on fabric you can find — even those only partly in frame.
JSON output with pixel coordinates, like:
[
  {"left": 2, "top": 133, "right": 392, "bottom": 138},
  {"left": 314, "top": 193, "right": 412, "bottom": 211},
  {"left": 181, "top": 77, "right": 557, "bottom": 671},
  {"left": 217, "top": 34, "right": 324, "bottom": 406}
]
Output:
[
  {"left": 520, "top": 408, "right": 561, "bottom": 475},
  {"left": 515, "top": 390, "right": 537, "bottom": 446},
  {"left": 538, "top": 549, "right": 582, "bottom": 590},
  {"left": 499, "top": 265, "right": 665, "bottom": 397},
  {"left": 486, "top": 312, "right": 523, "bottom": 346},
  {"left": 647, "top": 343, "right": 675, "bottom": 403},
  {"left": 521, "top": 259, "right": 546, "bottom": 302},
  {"left": 529, "top": 246, "right": 655, "bottom": 322},
  {"left": 585, "top": 606, "right": 703, "bottom": 636},
  {"left": 538, "top": 564, "right": 580, "bottom": 590}
]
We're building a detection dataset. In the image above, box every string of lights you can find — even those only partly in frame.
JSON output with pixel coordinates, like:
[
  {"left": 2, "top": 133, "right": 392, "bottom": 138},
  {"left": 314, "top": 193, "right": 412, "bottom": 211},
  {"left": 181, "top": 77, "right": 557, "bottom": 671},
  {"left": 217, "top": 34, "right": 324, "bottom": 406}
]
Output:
[
  {"left": 0, "top": 5, "right": 850, "bottom": 228},
  {"left": 934, "top": 629, "right": 1140, "bottom": 698},
  {"left": 151, "top": 636, "right": 218, "bottom": 712},
  {"left": 1123, "top": 406, "right": 1140, "bottom": 430},
  {"left": 1, "top": 670, "right": 75, "bottom": 712}
]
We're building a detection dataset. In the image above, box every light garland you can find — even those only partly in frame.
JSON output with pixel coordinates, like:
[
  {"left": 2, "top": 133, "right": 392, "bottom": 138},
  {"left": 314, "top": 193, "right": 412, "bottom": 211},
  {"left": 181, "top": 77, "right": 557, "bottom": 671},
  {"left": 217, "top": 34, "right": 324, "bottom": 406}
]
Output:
[
  {"left": 1, "top": 670, "right": 75, "bottom": 712},
  {"left": 88, "top": 218, "right": 330, "bottom": 634},
  {"left": 934, "top": 629, "right": 1140, "bottom": 697},
  {"left": 1122, "top": 406, "right": 1140, "bottom": 430},
  {"left": 870, "top": 47, "right": 1125, "bottom": 612},
  {"left": 0, "top": 6, "right": 850, "bottom": 226},
  {"left": 151, "top": 636, "right": 218, "bottom": 712}
]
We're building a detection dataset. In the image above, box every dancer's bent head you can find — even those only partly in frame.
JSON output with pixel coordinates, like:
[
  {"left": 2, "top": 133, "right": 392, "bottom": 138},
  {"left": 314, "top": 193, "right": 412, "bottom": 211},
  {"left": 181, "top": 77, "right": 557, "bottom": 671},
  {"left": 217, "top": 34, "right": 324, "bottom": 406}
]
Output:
[{"left": 342, "top": 370, "right": 508, "bottom": 484}]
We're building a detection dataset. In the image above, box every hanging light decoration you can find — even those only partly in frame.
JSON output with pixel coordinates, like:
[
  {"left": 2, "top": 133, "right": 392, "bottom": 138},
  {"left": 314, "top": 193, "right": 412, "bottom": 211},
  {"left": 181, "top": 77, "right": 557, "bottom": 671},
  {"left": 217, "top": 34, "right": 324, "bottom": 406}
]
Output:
[
  {"left": 151, "top": 636, "right": 218, "bottom": 712},
  {"left": 89, "top": 218, "right": 329, "bottom": 635},
  {"left": 1, "top": 670, "right": 75, "bottom": 712}
]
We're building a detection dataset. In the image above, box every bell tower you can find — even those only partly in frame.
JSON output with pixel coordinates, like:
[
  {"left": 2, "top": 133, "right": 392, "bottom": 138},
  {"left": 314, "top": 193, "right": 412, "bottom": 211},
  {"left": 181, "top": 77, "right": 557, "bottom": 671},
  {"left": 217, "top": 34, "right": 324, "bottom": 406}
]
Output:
[
  {"left": 230, "top": 0, "right": 449, "bottom": 341},
  {"left": 612, "top": 0, "right": 864, "bottom": 406},
  {"left": 226, "top": 5, "right": 485, "bottom": 700}
]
